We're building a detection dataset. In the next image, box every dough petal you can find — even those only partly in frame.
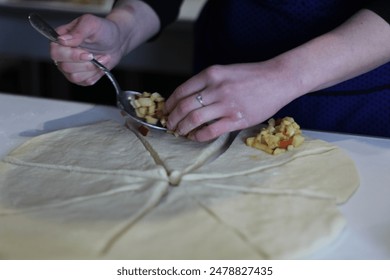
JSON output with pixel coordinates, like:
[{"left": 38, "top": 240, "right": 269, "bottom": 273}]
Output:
[
  {"left": 6, "top": 121, "right": 165, "bottom": 178},
  {"left": 0, "top": 170, "right": 169, "bottom": 259},
  {"left": 105, "top": 183, "right": 345, "bottom": 259},
  {"left": 184, "top": 126, "right": 359, "bottom": 203},
  {"left": 128, "top": 122, "right": 230, "bottom": 185}
]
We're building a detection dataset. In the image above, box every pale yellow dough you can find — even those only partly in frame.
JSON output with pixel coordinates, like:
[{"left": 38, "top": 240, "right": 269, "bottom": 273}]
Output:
[{"left": 0, "top": 121, "right": 359, "bottom": 259}]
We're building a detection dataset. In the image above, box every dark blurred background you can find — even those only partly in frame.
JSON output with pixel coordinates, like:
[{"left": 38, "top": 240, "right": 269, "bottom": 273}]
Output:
[{"left": 0, "top": 0, "right": 205, "bottom": 106}]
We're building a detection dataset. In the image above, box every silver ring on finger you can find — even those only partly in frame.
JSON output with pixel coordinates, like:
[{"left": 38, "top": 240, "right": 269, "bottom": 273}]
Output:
[
  {"left": 53, "top": 60, "right": 58, "bottom": 66},
  {"left": 196, "top": 93, "right": 205, "bottom": 107}
]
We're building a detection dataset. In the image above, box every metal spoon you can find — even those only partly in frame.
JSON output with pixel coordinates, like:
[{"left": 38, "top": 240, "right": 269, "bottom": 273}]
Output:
[{"left": 28, "top": 12, "right": 167, "bottom": 131}]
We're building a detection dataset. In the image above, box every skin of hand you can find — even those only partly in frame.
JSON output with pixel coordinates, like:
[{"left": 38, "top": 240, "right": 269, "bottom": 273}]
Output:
[
  {"left": 164, "top": 61, "right": 298, "bottom": 142},
  {"left": 50, "top": 0, "right": 160, "bottom": 86},
  {"left": 165, "top": 9, "right": 390, "bottom": 142}
]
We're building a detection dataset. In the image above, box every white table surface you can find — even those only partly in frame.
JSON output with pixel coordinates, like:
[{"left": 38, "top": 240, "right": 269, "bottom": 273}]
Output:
[{"left": 1, "top": 92, "right": 389, "bottom": 260}]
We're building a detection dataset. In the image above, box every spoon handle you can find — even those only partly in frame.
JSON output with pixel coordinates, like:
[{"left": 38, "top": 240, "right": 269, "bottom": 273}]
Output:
[
  {"left": 28, "top": 13, "right": 60, "bottom": 43},
  {"left": 90, "top": 59, "right": 122, "bottom": 95}
]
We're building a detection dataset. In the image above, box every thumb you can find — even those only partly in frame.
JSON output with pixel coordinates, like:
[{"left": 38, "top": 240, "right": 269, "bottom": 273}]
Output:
[{"left": 56, "top": 15, "right": 98, "bottom": 48}]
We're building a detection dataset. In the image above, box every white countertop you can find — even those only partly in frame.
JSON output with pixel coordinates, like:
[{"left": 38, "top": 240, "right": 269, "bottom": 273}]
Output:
[{"left": 0, "top": 92, "right": 389, "bottom": 259}]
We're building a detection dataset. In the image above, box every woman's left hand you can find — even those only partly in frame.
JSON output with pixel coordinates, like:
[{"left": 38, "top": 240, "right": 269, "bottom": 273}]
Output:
[
  {"left": 164, "top": 61, "right": 299, "bottom": 142},
  {"left": 165, "top": 9, "right": 390, "bottom": 143}
]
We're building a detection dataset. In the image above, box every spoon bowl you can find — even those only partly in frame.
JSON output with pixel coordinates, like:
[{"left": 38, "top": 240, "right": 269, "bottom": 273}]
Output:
[
  {"left": 117, "top": 91, "right": 168, "bottom": 131},
  {"left": 28, "top": 12, "right": 167, "bottom": 131}
]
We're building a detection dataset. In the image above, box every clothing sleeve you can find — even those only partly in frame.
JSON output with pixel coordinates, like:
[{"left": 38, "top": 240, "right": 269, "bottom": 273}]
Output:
[
  {"left": 141, "top": 0, "right": 184, "bottom": 29},
  {"left": 113, "top": 0, "right": 184, "bottom": 30},
  {"left": 365, "top": 0, "right": 390, "bottom": 24}
]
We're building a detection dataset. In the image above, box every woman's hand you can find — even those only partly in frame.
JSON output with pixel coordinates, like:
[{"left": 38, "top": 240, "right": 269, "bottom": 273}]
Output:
[
  {"left": 50, "top": 0, "right": 160, "bottom": 86},
  {"left": 165, "top": 9, "right": 390, "bottom": 142},
  {"left": 164, "top": 60, "right": 300, "bottom": 142},
  {"left": 50, "top": 14, "right": 123, "bottom": 86}
]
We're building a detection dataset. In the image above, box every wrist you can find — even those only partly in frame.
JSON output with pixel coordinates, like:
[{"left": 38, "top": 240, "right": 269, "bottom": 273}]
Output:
[
  {"left": 267, "top": 53, "right": 309, "bottom": 103},
  {"left": 106, "top": 0, "right": 160, "bottom": 56}
]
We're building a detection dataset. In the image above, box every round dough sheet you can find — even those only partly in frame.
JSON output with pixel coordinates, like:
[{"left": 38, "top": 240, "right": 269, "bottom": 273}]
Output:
[{"left": 0, "top": 121, "right": 359, "bottom": 259}]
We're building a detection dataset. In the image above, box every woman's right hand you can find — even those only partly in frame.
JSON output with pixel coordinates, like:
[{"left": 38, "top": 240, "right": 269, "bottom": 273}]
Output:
[
  {"left": 50, "top": 0, "right": 161, "bottom": 86},
  {"left": 50, "top": 14, "right": 124, "bottom": 86}
]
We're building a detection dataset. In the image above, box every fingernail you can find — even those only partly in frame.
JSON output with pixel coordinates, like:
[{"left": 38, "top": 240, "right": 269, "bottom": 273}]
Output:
[
  {"left": 58, "top": 34, "right": 73, "bottom": 41},
  {"left": 80, "top": 53, "right": 94, "bottom": 61},
  {"left": 167, "top": 123, "right": 176, "bottom": 132}
]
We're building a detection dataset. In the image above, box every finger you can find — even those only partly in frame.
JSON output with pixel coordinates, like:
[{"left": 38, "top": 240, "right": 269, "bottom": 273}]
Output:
[
  {"left": 56, "top": 15, "right": 99, "bottom": 48},
  {"left": 189, "top": 117, "right": 247, "bottom": 142},
  {"left": 59, "top": 54, "right": 108, "bottom": 73},
  {"left": 166, "top": 91, "right": 218, "bottom": 130},
  {"left": 59, "top": 61, "right": 95, "bottom": 75},
  {"left": 55, "top": 58, "right": 96, "bottom": 85},
  {"left": 64, "top": 70, "right": 104, "bottom": 86},
  {"left": 164, "top": 72, "right": 210, "bottom": 114},
  {"left": 174, "top": 102, "right": 227, "bottom": 136},
  {"left": 58, "top": 54, "right": 109, "bottom": 85},
  {"left": 56, "top": 20, "right": 77, "bottom": 37},
  {"left": 50, "top": 42, "right": 93, "bottom": 63}
]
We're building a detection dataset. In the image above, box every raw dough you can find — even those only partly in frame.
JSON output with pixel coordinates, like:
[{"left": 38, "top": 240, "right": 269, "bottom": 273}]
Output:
[
  {"left": 127, "top": 120, "right": 230, "bottom": 185},
  {"left": 0, "top": 121, "right": 359, "bottom": 259},
  {"left": 183, "top": 126, "right": 359, "bottom": 203}
]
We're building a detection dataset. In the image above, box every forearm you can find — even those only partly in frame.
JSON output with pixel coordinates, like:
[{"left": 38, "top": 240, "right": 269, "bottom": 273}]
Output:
[
  {"left": 107, "top": 0, "right": 160, "bottom": 56},
  {"left": 275, "top": 9, "right": 390, "bottom": 99}
]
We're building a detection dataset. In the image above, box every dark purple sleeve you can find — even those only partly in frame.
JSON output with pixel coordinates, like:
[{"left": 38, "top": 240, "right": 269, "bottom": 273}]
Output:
[
  {"left": 365, "top": 0, "right": 390, "bottom": 24},
  {"left": 141, "top": 0, "right": 184, "bottom": 28},
  {"left": 113, "top": 0, "right": 184, "bottom": 30}
]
